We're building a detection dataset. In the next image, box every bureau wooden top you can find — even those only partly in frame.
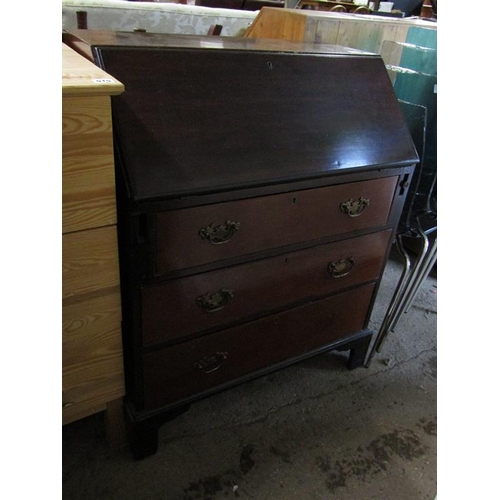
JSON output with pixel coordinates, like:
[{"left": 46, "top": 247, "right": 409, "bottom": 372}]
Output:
[
  {"left": 63, "top": 31, "right": 418, "bottom": 202},
  {"left": 62, "top": 43, "right": 124, "bottom": 97},
  {"left": 63, "top": 30, "right": 370, "bottom": 57}
]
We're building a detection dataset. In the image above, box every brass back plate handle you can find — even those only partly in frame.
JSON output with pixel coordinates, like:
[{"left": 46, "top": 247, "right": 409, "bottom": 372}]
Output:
[
  {"left": 340, "top": 197, "right": 370, "bottom": 217},
  {"left": 199, "top": 221, "right": 241, "bottom": 244},
  {"left": 194, "top": 351, "right": 228, "bottom": 374},
  {"left": 197, "top": 288, "right": 234, "bottom": 313},
  {"left": 328, "top": 257, "right": 355, "bottom": 278}
]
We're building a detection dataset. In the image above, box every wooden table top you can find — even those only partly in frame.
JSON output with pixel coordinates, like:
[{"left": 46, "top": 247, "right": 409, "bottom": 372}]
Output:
[{"left": 62, "top": 42, "right": 124, "bottom": 97}]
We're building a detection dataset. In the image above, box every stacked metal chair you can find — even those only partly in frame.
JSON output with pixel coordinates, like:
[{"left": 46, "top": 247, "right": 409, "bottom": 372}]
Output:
[{"left": 367, "top": 27, "right": 437, "bottom": 365}]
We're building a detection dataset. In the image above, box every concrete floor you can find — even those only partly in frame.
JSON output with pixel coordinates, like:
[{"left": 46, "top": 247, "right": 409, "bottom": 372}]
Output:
[{"left": 62, "top": 250, "right": 437, "bottom": 500}]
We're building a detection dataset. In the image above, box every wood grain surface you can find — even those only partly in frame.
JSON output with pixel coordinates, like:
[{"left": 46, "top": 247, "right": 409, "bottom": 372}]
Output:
[
  {"left": 245, "top": 8, "right": 436, "bottom": 56},
  {"left": 62, "top": 95, "right": 117, "bottom": 234},
  {"left": 62, "top": 43, "right": 126, "bottom": 427},
  {"left": 62, "top": 226, "right": 120, "bottom": 300},
  {"left": 62, "top": 42, "right": 124, "bottom": 96},
  {"left": 62, "top": 290, "right": 124, "bottom": 424}
]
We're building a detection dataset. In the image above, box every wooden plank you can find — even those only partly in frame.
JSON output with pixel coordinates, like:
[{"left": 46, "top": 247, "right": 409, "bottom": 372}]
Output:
[
  {"left": 62, "top": 96, "right": 117, "bottom": 234},
  {"left": 62, "top": 291, "right": 124, "bottom": 425},
  {"left": 63, "top": 95, "right": 113, "bottom": 135},
  {"left": 62, "top": 42, "right": 125, "bottom": 430},
  {"left": 337, "top": 19, "right": 364, "bottom": 50},
  {"left": 62, "top": 43, "right": 124, "bottom": 96},
  {"left": 62, "top": 226, "right": 120, "bottom": 300},
  {"left": 62, "top": 398, "right": 107, "bottom": 425},
  {"left": 380, "top": 38, "right": 405, "bottom": 67},
  {"left": 405, "top": 26, "right": 437, "bottom": 49},
  {"left": 246, "top": 8, "right": 306, "bottom": 41},
  {"left": 358, "top": 21, "right": 384, "bottom": 53},
  {"left": 104, "top": 398, "right": 127, "bottom": 448},
  {"left": 314, "top": 18, "right": 340, "bottom": 44},
  {"left": 245, "top": 8, "right": 436, "bottom": 55}
]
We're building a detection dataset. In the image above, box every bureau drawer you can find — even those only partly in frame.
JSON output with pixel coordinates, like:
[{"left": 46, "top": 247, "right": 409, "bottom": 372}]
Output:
[
  {"left": 143, "top": 230, "right": 391, "bottom": 347},
  {"left": 155, "top": 176, "right": 398, "bottom": 275},
  {"left": 142, "top": 283, "right": 375, "bottom": 410}
]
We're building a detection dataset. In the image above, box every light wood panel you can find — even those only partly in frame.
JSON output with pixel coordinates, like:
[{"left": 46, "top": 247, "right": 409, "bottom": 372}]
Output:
[
  {"left": 62, "top": 95, "right": 117, "bottom": 234},
  {"left": 62, "top": 225, "right": 120, "bottom": 299},
  {"left": 62, "top": 42, "right": 124, "bottom": 96},
  {"left": 245, "top": 8, "right": 436, "bottom": 57},
  {"left": 62, "top": 291, "right": 124, "bottom": 424},
  {"left": 62, "top": 44, "right": 125, "bottom": 430}
]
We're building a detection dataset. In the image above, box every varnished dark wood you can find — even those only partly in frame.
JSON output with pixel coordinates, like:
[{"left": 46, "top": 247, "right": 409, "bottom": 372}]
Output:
[
  {"left": 196, "top": 0, "right": 285, "bottom": 9},
  {"left": 105, "top": 52, "right": 415, "bottom": 201},
  {"left": 207, "top": 24, "right": 223, "bottom": 36},
  {"left": 142, "top": 230, "right": 391, "bottom": 347},
  {"left": 125, "top": 329, "right": 370, "bottom": 459},
  {"left": 63, "top": 30, "right": 418, "bottom": 203},
  {"left": 155, "top": 177, "right": 398, "bottom": 275},
  {"left": 64, "top": 31, "right": 418, "bottom": 458},
  {"left": 142, "top": 284, "right": 375, "bottom": 410},
  {"left": 125, "top": 401, "right": 191, "bottom": 460},
  {"left": 343, "top": 333, "right": 373, "bottom": 370},
  {"left": 76, "top": 11, "right": 87, "bottom": 30},
  {"left": 63, "top": 29, "right": 384, "bottom": 57}
]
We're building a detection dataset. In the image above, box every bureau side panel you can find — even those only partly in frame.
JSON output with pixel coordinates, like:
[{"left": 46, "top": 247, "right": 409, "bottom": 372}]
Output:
[{"left": 62, "top": 95, "right": 117, "bottom": 234}]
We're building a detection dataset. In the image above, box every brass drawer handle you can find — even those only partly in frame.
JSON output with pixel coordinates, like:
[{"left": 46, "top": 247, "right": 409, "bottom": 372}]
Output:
[
  {"left": 199, "top": 221, "right": 241, "bottom": 245},
  {"left": 340, "top": 197, "right": 370, "bottom": 217},
  {"left": 328, "top": 257, "right": 355, "bottom": 278},
  {"left": 194, "top": 351, "right": 228, "bottom": 374},
  {"left": 197, "top": 288, "right": 234, "bottom": 313}
]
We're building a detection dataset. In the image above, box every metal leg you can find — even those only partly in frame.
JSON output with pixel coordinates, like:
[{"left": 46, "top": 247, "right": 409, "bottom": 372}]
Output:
[
  {"left": 365, "top": 235, "right": 412, "bottom": 366},
  {"left": 402, "top": 237, "right": 437, "bottom": 315},
  {"left": 384, "top": 220, "right": 430, "bottom": 334},
  {"left": 365, "top": 216, "right": 437, "bottom": 367}
]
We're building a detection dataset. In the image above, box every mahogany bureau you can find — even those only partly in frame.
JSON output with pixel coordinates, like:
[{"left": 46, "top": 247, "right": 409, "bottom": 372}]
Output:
[{"left": 63, "top": 30, "right": 418, "bottom": 459}]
